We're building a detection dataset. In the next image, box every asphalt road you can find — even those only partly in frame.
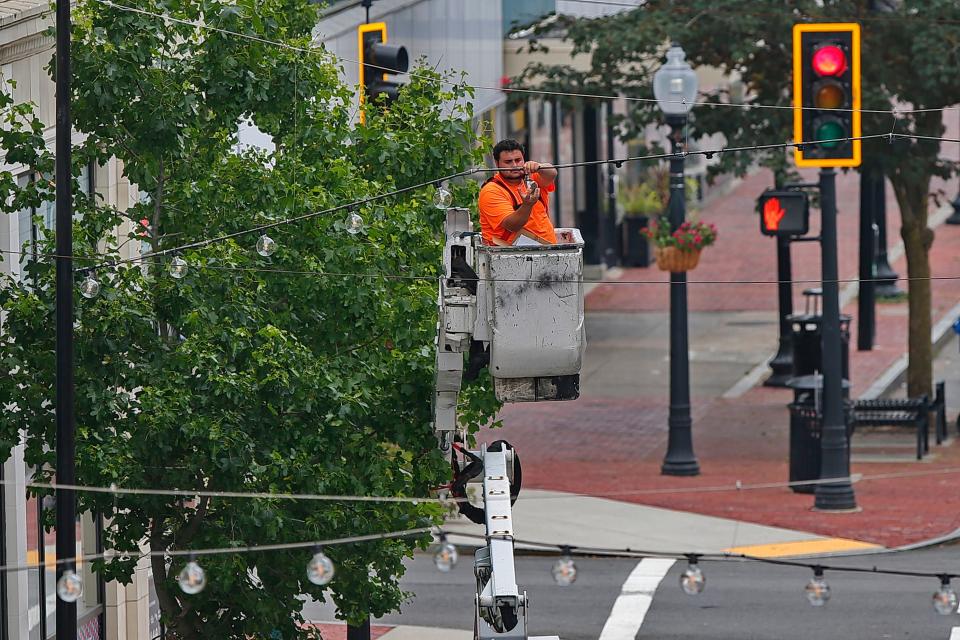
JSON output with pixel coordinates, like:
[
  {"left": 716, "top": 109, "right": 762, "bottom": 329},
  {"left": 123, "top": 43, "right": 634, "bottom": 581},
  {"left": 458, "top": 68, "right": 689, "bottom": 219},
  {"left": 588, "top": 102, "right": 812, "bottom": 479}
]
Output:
[{"left": 304, "top": 544, "right": 960, "bottom": 639}]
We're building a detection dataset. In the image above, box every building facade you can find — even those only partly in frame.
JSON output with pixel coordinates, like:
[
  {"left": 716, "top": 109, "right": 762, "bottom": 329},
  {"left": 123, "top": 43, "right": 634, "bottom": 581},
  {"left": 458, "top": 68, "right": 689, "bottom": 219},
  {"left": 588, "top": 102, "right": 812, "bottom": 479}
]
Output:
[{"left": 0, "top": 3, "right": 155, "bottom": 639}]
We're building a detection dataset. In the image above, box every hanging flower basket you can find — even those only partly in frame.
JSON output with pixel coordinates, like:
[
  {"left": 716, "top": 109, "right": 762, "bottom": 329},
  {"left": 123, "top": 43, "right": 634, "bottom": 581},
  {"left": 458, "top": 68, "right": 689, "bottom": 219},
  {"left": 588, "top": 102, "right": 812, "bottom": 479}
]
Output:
[
  {"left": 655, "top": 246, "right": 701, "bottom": 272},
  {"left": 642, "top": 215, "right": 718, "bottom": 273}
]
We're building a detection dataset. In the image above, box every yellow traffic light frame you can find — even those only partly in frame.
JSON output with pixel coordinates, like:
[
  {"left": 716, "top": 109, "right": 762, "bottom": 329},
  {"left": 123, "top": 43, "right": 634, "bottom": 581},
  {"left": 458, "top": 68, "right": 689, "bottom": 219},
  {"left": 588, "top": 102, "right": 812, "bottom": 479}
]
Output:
[
  {"left": 792, "top": 22, "right": 861, "bottom": 168},
  {"left": 358, "top": 22, "right": 388, "bottom": 122}
]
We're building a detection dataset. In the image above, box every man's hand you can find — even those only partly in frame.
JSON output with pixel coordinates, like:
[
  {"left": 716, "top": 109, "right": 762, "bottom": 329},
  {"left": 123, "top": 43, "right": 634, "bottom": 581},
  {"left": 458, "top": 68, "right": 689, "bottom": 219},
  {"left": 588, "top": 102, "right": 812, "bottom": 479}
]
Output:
[
  {"left": 521, "top": 182, "right": 540, "bottom": 206},
  {"left": 523, "top": 160, "right": 542, "bottom": 175}
]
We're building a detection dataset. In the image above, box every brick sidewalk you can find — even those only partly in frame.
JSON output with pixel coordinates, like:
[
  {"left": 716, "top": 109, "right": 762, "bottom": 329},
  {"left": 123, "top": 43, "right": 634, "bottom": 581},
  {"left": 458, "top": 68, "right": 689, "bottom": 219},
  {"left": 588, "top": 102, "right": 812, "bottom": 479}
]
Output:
[{"left": 483, "top": 167, "right": 960, "bottom": 549}]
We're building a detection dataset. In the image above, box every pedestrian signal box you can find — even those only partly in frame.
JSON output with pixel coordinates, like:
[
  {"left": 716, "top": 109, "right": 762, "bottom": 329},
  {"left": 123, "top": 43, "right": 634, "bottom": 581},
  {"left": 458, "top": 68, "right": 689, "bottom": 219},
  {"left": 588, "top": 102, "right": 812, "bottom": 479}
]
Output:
[
  {"left": 758, "top": 191, "right": 810, "bottom": 237},
  {"left": 793, "top": 23, "right": 861, "bottom": 168}
]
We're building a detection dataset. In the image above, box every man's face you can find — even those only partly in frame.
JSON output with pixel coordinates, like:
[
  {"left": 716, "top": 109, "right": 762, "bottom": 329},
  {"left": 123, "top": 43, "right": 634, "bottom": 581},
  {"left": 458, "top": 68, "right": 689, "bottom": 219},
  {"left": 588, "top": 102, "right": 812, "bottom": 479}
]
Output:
[{"left": 496, "top": 149, "right": 525, "bottom": 182}]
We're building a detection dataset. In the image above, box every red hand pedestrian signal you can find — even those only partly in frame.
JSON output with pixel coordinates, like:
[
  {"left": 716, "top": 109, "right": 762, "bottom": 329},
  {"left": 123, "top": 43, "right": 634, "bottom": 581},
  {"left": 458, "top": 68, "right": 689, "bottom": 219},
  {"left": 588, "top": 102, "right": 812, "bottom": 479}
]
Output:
[
  {"left": 763, "top": 197, "right": 786, "bottom": 232},
  {"left": 758, "top": 190, "right": 809, "bottom": 238}
]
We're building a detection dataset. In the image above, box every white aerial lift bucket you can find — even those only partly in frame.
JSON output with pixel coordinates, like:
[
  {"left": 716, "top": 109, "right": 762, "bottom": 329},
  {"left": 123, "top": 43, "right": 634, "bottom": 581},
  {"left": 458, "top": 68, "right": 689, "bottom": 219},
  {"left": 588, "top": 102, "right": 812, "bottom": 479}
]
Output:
[{"left": 475, "top": 229, "right": 585, "bottom": 402}]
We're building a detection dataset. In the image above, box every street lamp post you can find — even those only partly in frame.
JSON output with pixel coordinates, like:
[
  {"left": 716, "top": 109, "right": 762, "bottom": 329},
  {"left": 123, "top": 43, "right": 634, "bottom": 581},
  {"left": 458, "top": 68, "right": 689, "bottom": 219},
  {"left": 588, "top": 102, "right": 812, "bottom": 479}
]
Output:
[{"left": 655, "top": 44, "right": 700, "bottom": 476}]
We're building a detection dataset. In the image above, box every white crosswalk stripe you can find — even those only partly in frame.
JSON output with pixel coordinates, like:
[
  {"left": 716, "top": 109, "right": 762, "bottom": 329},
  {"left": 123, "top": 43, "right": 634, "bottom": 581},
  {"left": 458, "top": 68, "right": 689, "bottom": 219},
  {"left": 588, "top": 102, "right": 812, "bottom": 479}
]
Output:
[{"left": 598, "top": 558, "right": 676, "bottom": 640}]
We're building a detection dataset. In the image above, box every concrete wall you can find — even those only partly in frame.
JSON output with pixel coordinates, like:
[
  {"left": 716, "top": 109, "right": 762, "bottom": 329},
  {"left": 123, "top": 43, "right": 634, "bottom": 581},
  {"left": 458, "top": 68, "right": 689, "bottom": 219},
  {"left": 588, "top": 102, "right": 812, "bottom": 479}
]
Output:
[{"left": 317, "top": 0, "right": 505, "bottom": 118}]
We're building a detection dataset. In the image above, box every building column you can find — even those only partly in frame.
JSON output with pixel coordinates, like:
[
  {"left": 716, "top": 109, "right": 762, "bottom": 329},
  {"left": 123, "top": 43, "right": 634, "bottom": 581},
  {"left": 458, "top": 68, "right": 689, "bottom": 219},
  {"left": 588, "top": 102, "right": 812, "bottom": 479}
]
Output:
[{"left": 4, "top": 445, "right": 29, "bottom": 640}]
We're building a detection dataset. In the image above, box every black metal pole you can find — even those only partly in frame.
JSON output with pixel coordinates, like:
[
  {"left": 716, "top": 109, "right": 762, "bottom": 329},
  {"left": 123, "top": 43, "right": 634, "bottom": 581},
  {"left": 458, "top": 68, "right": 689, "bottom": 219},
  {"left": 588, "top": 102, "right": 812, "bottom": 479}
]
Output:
[
  {"left": 765, "top": 236, "right": 794, "bottom": 386},
  {"left": 950, "top": 110, "right": 960, "bottom": 225},
  {"left": 661, "top": 115, "right": 699, "bottom": 477},
  {"left": 605, "top": 101, "right": 618, "bottom": 267},
  {"left": 873, "top": 169, "right": 903, "bottom": 297},
  {"left": 347, "top": 618, "right": 371, "bottom": 640},
  {"left": 857, "top": 168, "right": 877, "bottom": 350},
  {"left": 551, "top": 98, "right": 562, "bottom": 225},
  {"left": 55, "top": 0, "right": 77, "bottom": 633},
  {"left": 814, "top": 169, "right": 857, "bottom": 510}
]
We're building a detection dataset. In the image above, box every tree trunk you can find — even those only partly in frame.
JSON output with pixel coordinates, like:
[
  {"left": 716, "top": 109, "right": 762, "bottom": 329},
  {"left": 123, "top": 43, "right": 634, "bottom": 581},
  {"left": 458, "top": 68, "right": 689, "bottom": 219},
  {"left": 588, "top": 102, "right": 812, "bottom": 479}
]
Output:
[
  {"left": 151, "top": 520, "right": 201, "bottom": 640},
  {"left": 889, "top": 176, "right": 935, "bottom": 399}
]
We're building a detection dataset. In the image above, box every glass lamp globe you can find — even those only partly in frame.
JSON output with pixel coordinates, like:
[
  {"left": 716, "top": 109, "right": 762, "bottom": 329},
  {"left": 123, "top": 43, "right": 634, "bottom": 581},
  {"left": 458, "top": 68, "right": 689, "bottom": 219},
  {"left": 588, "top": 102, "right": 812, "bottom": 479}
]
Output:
[
  {"left": 256, "top": 234, "right": 277, "bottom": 257},
  {"left": 56, "top": 570, "right": 83, "bottom": 603},
  {"left": 79, "top": 276, "right": 101, "bottom": 299},
  {"left": 307, "top": 549, "right": 335, "bottom": 586},
  {"left": 805, "top": 573, "right": 831, "bottom": 607},
  {"left": 433, "top": 186, "right": 453, "bottom": 209},
  {"left": 178, "top": 560, "right": 206, "bottom": 594},
  {"left": 653, "top": 43, "right": 698, "bottom": 116},
  {"left": 679, "top": 561, "right": 705, "bottom": 595},
  {"left": 346, "top": 212, "right": 364, "bottom": 235},
  {"left": 933, "top": 579, "right": 958, "bottom": 615},
  {"left": 434, "top": 540, "right": 458, "bottom": 572},
  {"left": 169, "top": 256, "right": 188, "bottom": 279},
  {"left": 551, "top": 555, "right": 577, "bottom": 586}
]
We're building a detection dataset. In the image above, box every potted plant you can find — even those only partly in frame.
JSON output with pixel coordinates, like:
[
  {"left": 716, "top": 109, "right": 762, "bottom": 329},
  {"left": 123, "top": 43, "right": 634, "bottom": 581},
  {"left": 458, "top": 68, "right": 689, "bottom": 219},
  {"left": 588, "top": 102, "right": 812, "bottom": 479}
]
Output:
[
  {"left": 641, "top": 215, "right": 718, "bottom": 272},
  {"left": 619, "top": 169, "right": 668, "bottom": 267}
]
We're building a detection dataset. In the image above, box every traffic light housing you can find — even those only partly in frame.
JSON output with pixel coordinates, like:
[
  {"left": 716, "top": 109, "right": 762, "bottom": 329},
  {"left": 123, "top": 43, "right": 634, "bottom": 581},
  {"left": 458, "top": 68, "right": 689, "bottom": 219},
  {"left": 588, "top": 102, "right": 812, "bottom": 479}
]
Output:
[
  {"left": 358, "top": 22, "right": 409, "bottom": 116},
  {"left": 758, "top": 190, "right": 810, "bottom": 237},
  {"left": 793, "top": 23, "right": 861, "bottom": 168}
]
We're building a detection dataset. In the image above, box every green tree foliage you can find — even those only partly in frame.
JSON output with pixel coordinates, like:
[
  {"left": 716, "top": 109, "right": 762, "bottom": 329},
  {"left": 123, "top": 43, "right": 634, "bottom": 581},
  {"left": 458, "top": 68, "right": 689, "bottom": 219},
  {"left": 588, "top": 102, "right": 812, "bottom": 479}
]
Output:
[
  {"left": 520, "top": 0, "right": 960, "bottom": 397},
  {"left": 0, "top": 0, "right": 496, "bottom": 637}
]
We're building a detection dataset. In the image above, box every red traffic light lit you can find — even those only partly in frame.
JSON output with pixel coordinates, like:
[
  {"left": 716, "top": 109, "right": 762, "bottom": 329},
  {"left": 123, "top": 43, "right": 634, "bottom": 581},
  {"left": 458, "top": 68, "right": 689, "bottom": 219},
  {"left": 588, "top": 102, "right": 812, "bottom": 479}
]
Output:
[{"left": 811, "top": 45, "right": 847, "bottom": 76}]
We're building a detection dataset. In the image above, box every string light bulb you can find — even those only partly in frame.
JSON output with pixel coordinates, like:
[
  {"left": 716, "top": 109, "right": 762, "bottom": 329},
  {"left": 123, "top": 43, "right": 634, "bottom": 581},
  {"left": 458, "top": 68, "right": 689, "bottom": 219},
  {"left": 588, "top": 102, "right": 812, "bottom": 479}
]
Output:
[
  {"left": 805, "top": 566, "right": 830, "bottom": 607},
  {"left": 933, "top": 575, "right": 958, "bottom": 615},
  {"left": 433, "top": 534, "right": 458, "bottom": 572},
  {"left": 551, "top": 547, "right": 577, "bottom": 586},
  {"left": 178, "top": 557, "right": 206, "bottom": 594},
  {"left": 433, "top": 184, "right": 452, "bottom": 209},
  {"left": 79, "top": 275, "right": 101, "bottom": 299},
  {"left": 256, "top": 234, "right": 277, "bottom": 257},
  {"left": 306, "top": 547, "right": 335, "bottom": 586},
  {"left": 169, "top": 256, "right": 188, "bottom": 279},
  {"left": 679, "top": 554, "right": 705, "bottom": 595},
  {"left": 56, "top": 569, "right": 83, "bottom": 603},
  {"left": 346, "top": 211, "right": 364, "bottom": 235}
]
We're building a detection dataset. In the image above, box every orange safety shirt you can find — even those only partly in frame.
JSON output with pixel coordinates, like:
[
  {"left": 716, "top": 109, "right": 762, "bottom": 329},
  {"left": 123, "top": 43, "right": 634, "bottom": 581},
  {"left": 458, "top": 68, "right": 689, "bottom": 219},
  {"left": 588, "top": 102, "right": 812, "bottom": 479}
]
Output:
[{"left": 478, "top": 172, "right": 558, "bottom": 246}]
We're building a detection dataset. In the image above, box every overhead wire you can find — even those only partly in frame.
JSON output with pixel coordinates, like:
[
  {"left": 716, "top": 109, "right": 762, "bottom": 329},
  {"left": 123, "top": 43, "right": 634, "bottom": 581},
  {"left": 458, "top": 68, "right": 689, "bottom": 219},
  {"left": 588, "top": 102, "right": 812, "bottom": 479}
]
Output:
[
  {"left": 442, "top": 530, "right": 959, "bottom": 579},
  {"left": 91, "top": 0, "right": 960, "bottom": 116},
  {"left": 0, "top": 526, "right": 432, "bottom": 574},
  {"left": 49, "top": 130, "right": 957, "bottom": 275},
  {"left": 7, "top": 465, "right": 960, "bottom": 506}
]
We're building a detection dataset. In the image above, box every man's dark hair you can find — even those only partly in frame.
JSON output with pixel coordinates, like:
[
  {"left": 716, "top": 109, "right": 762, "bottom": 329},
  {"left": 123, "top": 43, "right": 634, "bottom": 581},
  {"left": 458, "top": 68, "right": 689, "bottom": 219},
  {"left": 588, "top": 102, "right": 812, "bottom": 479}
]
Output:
[{"left": 492, "top": 139, "right": 525, "bottom": 163}]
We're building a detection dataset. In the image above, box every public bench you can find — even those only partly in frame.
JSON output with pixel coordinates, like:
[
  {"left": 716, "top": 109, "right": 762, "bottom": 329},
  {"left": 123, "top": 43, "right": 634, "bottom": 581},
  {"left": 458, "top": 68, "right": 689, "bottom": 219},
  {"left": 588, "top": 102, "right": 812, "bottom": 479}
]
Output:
[
  {"left": 850, "top": 396, "right": 929, "bottom": 460},
  {"left": 849, "top": 381, "right": 949, "bottom": 461}
]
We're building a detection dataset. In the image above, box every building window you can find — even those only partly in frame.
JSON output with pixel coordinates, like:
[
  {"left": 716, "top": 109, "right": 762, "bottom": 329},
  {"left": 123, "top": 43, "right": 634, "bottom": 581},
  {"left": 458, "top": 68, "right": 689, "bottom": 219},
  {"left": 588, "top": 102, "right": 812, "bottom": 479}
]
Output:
[{"left": 16, "top": 164, "right": 93, "bottom": 282}]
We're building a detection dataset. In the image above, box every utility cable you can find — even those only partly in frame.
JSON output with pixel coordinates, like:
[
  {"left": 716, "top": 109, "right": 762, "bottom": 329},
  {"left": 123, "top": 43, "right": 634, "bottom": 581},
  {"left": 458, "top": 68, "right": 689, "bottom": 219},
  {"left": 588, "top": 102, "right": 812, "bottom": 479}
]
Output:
[
  {"left": 91, "top": 0, "right": 960, "bottom": 117},
  {"left": 0, "top": 526, "right": 432, "bottom": 574},
  {"left": 52, "top": 129, "right": 954, "bottom": 275},
  {"left": 7, "top": 466, "right": 960, "bottom": 506},
  {"left": 442, "top": 530, "right": 959, "bottom": 579}
]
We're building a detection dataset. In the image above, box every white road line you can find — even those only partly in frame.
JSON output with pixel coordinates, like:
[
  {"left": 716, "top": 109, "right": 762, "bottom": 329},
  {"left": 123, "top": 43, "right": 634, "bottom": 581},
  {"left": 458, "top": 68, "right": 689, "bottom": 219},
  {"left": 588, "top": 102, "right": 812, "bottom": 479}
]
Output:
[
  {"left": 598, "top": 557, "right": 676, "bottom": 640},
  {"left": 949, "top": 627, "right": 960, "bottom": 640}
]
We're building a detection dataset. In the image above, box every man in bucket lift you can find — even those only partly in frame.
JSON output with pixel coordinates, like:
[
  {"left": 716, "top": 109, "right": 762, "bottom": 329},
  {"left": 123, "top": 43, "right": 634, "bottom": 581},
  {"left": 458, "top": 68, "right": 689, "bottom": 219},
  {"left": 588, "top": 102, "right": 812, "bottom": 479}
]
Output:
[{"left": 478, "top": 139, "right": 558, "bottom": 246}]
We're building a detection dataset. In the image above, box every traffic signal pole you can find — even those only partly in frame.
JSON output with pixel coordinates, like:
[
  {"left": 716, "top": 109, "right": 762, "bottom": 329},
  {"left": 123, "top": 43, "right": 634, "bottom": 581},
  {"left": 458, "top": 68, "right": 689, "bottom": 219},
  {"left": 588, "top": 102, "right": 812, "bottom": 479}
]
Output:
[{"left": 813, "top": 169, "right": 857, "bottom": 511}]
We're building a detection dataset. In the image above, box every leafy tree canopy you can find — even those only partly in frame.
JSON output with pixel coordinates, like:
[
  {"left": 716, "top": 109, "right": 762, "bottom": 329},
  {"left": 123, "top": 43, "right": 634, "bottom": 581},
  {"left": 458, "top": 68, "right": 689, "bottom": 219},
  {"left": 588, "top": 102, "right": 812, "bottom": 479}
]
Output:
[{"left": 0, "top": 0, "right": 496, "bottom": 637}]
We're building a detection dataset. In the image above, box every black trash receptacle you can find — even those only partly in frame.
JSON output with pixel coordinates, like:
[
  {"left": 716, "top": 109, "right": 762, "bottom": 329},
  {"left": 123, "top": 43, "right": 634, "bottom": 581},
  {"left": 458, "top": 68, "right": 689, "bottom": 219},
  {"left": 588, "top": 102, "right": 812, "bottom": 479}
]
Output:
[
  {"left": 622, "top": 215, "right": 651, "bottom": 267},
  {"left": 788, "top": 313, "right": 851, "bottom": 380},
  {"left": 786, "top": 375, "right": 851, "bottom": 494}
]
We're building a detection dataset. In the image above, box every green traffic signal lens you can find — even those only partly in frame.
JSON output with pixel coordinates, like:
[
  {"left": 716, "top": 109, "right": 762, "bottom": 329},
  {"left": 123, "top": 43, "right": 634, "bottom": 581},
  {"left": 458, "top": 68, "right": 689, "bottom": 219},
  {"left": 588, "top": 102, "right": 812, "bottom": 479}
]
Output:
[{"left": 815, "top": 120, "right": 845, "bottom": 148}]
